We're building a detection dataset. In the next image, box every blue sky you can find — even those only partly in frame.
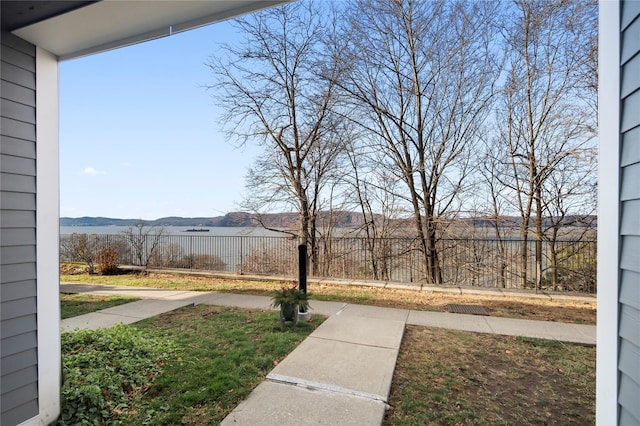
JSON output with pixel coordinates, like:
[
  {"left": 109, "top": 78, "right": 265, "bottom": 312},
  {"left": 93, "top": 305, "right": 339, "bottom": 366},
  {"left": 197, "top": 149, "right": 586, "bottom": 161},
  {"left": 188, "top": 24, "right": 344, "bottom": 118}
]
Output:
[{"left": 60, "top": 20, "right": 261, "bottom": 220}]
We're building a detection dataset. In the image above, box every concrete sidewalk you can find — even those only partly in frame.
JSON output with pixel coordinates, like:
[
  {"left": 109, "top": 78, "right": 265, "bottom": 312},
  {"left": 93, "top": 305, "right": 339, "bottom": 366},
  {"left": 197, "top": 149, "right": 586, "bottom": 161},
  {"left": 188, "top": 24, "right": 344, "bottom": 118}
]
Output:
[{"left": 60, "top": 283, "right": 596, "bottom": 425}]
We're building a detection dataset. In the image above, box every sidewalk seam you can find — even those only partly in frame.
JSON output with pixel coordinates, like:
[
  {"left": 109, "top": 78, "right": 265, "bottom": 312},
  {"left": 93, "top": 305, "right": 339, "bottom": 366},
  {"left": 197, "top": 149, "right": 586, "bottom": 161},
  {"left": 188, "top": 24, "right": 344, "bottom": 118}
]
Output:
[{"left": 266, "top": 373, "right": 389, "bottom": 404}]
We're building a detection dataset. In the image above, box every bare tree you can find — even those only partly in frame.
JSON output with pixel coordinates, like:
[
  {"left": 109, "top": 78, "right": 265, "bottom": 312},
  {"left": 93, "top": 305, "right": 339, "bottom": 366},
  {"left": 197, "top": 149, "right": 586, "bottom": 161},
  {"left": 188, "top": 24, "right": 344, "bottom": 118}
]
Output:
[
  {"left": 490, "top": 0, "right": 597, "bottom": 290},
  {"left": 121, "top": 221, "right": 165, "bottom": 270},
  {"left": 207, "top": 1, "right": 346, "bottom": 274},
  {"left": 335, "top": 0, "right": 501, "bottom": 284}
]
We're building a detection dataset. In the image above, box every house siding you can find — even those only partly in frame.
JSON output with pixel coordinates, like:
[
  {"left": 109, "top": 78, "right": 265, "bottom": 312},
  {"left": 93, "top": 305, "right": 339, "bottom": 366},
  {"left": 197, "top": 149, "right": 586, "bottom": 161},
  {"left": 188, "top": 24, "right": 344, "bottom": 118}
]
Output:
[
  {"left": 619, "top": 1, "right": 640, "bottom": 424},
  {"left": 1, "top": 31, "right": 39, "bottom": 426}
]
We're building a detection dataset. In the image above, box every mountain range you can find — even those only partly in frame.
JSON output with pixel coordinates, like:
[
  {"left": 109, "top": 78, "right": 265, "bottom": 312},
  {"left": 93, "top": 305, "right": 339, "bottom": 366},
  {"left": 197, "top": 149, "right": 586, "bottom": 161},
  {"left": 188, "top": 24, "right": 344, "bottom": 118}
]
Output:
[{"left": 60, "top": 212, "right": 596, "bottom": 229}]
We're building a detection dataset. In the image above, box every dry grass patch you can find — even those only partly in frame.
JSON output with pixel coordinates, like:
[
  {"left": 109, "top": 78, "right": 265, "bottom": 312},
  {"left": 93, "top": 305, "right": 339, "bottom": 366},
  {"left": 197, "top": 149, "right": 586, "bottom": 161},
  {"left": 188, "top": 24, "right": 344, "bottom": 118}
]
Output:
[{"left": 385, "top": 326, "right": 595, "bottom": 425}]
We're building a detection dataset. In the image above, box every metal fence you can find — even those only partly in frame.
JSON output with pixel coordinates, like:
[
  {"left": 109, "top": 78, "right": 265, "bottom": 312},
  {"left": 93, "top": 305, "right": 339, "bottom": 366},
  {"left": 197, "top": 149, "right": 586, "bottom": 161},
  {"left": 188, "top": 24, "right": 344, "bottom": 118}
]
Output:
[{"left": 60, "top": 233, "right": 597, "bottom": 294}]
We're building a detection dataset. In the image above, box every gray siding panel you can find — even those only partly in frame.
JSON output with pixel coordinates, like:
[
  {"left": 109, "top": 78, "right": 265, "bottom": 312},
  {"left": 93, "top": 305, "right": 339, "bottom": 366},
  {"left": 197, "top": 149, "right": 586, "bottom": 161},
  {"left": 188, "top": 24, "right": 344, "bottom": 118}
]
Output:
[
  {"left": 0, "top": 45, "right": 35, "bottom": 72},
  {"left": 0, "top": 228, "right": 36, "bottom": 247},
  {"left": 2, "top": 400, "right": 39, "bottom": 426},
  {"left": 620, "top": 339, "right": 640, "bottom": 385},
  {"left": 0, "top": 172, "right": 36, "bottom": 193},
  {"left": 621, "top": 200, "right": 640, "bottom": 235},
  {"left": 621, "top": 89, "right": 640, "bottom": 133},
  {"left": 0, "top": 191, "right": 35, "bottom": 211},
  {"left": 621, "top": 126, "right": 640, "bottom": 167},
  {"left": 619, "top": 3, "right": 640, "bottom": 424},
  {"left": 621, "top": 162, "right": 640, "bottom": 201},
  {"left": 0, "top": 154, "right": 36, "bottom": 176},
  {"left": 1, "top": 383, "right": 38, "bottom": 415},
  {"left": 0, "top": 61, "right": 35, "bottom": 90},
  {"left": 1, "top": 351, "right": 38, "bottom": 376},
  {"left": 619, "top": 374, "right": 640, "bottom": 422},
  {"left": 621, "top": 16, "right": 640, "bottom": 64},
  {"left": 0, "top": 263, "right": 37, "bottom": 284},
  {"left": 0, "top": 331, "right": 37, "bottom": 358},
  {"left": 0, "top": 117, "right": 35, "bottom": 141},
  {"left": 622, "top": 54, "right": 640, "bottom": 98},
  {"left": 1, "top": 31, "right": 38, "bottom": 425},
  {"left": 0, "top": 246, "right": 36, "bottom": 265},
  {"left": 1, "top": 314, "right": 37, "bottom": 339},
  {"left": 620, "top": 304, "right": 640, "bottom": 348},
  {"left": 0, "top": 210, "right": 36, "bottom": 229},
  {"left": 0, "top": 98, "right": 36, "bottom": 123},
  {"left": 0, "top": 298, "right": 37, "bottom": 321},
  {"left": 621, "top": 270, "right": 640, "bottom": 310},
  {"left": 0, "top": 280, "right": 37, "bottom": 301},
  {"left": 0, "top": 81, "right": 36, "bottom": 108},
  {"left": 621, "top": 236, "right": 640, "bottom": 273},
  {"left": 623, "top": 0, "right": 640, "bottom": 29}
]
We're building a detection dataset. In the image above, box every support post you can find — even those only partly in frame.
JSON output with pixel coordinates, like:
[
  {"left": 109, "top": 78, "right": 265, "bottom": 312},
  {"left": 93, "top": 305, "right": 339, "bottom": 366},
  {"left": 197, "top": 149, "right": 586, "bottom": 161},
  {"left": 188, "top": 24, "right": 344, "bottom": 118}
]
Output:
[{"left": 298, "top": 244, "right": 307, "bottom": 293}]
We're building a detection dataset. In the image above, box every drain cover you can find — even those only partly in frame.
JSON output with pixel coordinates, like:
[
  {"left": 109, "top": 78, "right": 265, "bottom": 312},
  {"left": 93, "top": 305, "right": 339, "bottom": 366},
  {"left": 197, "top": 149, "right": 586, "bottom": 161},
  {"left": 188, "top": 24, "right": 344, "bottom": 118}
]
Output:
[{"left": 447, "top": 304, "right": 489, "bottom": 316}]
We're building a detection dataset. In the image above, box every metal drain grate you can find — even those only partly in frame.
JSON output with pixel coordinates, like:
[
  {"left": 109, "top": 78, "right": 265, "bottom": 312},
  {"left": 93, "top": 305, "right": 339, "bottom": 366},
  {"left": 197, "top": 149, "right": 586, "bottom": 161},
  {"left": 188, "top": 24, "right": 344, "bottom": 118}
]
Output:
[{"left": 447, "top": 304, "right": 489, "bottom": 316}]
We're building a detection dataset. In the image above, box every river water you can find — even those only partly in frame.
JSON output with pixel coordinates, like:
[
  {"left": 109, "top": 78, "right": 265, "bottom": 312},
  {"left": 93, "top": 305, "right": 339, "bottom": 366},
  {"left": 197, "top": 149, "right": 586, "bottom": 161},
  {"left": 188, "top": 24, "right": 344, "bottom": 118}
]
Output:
[{"left": 59, "top": 226, "right": 284, "bottom": 237}]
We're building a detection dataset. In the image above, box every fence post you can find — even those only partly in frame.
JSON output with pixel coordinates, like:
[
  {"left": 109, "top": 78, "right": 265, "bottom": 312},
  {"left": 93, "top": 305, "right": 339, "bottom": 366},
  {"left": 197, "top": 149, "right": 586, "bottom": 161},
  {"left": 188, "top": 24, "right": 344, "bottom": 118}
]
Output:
[{"left": 298, "top": 244, "right": 307, "bottom": 293}]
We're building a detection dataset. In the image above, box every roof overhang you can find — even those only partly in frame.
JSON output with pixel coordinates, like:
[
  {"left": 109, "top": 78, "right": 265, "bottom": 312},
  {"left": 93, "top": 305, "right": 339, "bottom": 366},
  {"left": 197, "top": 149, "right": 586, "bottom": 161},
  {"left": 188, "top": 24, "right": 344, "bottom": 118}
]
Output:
[{"left": 11, "top": 0, "right": 287, "bottom": 61}]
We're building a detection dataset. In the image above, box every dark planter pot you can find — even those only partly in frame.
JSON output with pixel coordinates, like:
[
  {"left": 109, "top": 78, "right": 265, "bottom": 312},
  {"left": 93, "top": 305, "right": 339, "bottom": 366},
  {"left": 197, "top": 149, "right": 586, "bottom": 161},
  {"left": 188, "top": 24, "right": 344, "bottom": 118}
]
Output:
[{"left": 281, "top": 303, "right": 297, "bottom": 322}]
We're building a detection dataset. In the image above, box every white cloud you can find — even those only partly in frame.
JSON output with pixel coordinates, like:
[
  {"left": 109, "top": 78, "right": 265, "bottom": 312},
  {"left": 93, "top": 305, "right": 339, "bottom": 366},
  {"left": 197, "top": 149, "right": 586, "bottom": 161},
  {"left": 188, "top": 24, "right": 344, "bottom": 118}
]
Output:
[
  {"left": 120, "top": 162, "right": 132, "bottom": 167},
  {"left": 81, "top": 167, "right": 106, "bottom": 176}
]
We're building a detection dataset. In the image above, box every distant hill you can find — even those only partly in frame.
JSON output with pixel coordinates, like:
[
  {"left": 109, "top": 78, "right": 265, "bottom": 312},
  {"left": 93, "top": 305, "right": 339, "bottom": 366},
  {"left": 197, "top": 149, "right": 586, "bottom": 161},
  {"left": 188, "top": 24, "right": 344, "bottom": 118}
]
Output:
[{"left": 60, "top": 211, "right": 370, "bottom": 228}]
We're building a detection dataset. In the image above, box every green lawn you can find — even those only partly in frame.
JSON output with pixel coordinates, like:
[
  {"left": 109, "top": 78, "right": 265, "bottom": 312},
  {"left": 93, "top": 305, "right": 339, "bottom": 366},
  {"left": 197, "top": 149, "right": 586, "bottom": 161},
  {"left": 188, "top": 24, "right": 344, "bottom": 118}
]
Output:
[
  {"left": 58, "top": 305, "right": 324, "bottom": 425},
  {"left": 60, "top": 293, "right": 140, "bottom": 319}
]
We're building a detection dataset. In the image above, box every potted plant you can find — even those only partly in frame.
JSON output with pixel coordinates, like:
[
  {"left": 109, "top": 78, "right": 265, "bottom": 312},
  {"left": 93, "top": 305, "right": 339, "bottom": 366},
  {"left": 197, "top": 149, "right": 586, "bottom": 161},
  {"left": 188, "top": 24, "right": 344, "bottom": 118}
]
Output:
[{"left": 271, "top": 285, "right": 310, "bottom": 330}]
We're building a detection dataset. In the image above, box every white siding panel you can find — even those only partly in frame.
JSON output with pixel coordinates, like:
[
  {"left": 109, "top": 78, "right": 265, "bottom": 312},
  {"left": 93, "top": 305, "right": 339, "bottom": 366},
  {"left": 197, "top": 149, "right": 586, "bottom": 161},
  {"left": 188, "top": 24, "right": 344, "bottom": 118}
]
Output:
[{"left": 621, "top": 126, "right": 640, "bottom": 167}]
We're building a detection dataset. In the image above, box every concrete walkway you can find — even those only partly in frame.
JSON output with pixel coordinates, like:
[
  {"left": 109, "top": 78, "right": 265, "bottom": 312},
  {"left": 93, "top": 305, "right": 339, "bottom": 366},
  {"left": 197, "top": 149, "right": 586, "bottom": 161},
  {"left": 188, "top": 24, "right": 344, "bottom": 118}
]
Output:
[{"left": 60, "top": 283, "right": 596, "bottom": 425}]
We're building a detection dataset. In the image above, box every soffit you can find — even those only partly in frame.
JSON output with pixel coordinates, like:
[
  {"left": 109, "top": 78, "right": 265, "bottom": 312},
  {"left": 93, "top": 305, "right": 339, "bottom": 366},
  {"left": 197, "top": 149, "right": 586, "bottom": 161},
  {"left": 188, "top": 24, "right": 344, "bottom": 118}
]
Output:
[{"left": 12, "top": 0, "right": 286, "bottom": 61}]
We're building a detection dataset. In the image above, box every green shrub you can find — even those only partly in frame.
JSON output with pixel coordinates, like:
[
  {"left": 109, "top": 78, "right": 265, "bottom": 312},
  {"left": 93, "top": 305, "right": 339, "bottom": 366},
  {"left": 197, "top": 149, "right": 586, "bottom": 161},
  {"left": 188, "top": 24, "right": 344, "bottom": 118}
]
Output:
[
  {"left": 57, "top": 325, "right": 176, "bottom": 425},
  {"left": 97, "top": 247, "right": 119, "bottom": 275}
]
